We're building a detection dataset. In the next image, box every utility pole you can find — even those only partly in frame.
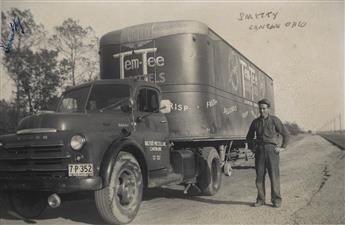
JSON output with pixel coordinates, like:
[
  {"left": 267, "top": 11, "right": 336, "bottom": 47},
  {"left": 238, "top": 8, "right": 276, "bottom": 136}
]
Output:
[{"left": 340, "top": 113, "right": 342, "bottom": 131}]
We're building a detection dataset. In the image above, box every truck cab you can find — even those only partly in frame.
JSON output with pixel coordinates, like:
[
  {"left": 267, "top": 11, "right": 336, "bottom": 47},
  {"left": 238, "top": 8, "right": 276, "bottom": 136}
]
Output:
[{"left": 1, "top": 79, "right": 173, "bottom": 220}]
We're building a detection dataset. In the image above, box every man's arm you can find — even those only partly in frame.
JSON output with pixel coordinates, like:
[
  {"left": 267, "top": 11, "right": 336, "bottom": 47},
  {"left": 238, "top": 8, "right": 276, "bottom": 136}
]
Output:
[
  {"left": 274, "top": 117, "right": 290, "bottom": 148},
  {"left": 246, "top": 120, "right": 256, "bottom": 149}
]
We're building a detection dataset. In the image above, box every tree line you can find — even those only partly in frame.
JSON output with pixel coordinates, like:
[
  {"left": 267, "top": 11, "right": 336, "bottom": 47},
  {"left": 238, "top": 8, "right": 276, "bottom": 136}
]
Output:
[
  {"left": 0, "top": 8, "right": 98, "bottom": 134},
  {"left": 284, "top": 121, "right": 304, "bottom": 135}
]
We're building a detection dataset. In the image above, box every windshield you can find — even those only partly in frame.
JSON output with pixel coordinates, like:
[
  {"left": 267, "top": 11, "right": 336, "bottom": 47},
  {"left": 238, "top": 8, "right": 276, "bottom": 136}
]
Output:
[
  {"left": 86, "top": 84, "right": 130, "bottom": 111},
  {"left": 57, "top": 86, "right": 90, "bottom": 113}
]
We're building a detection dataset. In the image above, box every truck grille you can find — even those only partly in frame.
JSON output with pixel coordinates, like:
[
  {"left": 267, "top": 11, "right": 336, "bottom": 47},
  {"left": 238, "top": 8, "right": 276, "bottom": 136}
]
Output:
[
  {"left": 0, "top": 171, "right": 67, "bottom": 178},
  {"left": 0, "top": 143, "right": 71, "bottom": 177}
]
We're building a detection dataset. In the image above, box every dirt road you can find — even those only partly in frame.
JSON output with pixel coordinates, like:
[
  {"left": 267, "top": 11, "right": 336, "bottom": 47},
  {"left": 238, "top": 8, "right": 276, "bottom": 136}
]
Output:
[{"left": 1, "top": 134, "right": 344, "bottom": 224}]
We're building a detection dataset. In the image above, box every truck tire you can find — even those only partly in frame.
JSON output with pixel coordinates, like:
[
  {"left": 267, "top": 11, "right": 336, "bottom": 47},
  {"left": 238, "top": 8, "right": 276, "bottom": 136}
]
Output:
[
  {"left": 9, "top": 191, "right": 47, "bottom": 219},
  {"left": 95, "top": 151, "right": 143, "bottom": 225},
  {"left": 197, "top": 147, "right": 222, "bottom": 196}
]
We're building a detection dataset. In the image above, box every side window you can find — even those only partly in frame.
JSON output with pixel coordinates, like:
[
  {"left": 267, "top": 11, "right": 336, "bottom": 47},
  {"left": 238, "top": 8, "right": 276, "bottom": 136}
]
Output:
[
  {"left": 137, "top": 88, "right": 159, "bottom": 112},
  {"left": 61, "top": 98, "right": 79, "bottom": 113}
]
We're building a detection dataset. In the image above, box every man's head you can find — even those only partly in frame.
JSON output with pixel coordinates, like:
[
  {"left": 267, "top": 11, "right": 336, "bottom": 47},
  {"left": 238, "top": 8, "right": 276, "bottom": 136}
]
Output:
[{"left": 258, "top": 98, "right": 271, "bottom": 118}]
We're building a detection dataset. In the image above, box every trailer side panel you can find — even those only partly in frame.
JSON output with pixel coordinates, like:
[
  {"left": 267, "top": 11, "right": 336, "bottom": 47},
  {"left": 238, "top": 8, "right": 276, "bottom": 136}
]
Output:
[{"left": 100, "top": 21, "right": 274, "bottom": 140}]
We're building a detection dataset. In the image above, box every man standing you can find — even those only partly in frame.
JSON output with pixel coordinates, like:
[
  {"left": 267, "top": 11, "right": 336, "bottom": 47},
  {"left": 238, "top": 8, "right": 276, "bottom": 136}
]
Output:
[{"left": 246, "top": 98, "right": 289, "bottom": 208}]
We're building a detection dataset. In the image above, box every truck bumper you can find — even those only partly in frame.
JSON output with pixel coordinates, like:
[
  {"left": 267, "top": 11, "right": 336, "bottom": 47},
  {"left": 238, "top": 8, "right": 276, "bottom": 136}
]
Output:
[{"left": 0, "top": 176, "right": 103, "bottom": 193}]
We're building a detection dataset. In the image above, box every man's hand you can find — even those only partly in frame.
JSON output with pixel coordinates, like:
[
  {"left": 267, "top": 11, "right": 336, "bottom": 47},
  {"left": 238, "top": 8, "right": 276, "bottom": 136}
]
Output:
[{"left": 275, "top": 147, "right": 285, "bottom": 153}]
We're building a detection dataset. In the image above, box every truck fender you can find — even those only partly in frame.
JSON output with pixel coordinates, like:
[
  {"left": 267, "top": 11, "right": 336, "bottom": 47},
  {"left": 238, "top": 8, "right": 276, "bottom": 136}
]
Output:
[{"left": 100, "top": 138, "right": 148, "bottom": 187}]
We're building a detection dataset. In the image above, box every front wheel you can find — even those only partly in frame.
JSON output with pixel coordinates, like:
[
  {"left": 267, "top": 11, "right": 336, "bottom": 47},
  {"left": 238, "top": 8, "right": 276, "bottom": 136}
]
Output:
[
  {"left": 95, "top": 152, "right": 143, "bottom": 225},
  {"left": 197, "top": 147, "right": 222, "bottom": 196},
  {"left": 10, "top": 191, "right": 48, "bottom": 219}
]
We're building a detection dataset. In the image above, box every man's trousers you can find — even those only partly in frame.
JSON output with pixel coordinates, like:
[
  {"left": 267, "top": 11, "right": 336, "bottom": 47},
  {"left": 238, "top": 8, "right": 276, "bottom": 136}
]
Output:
[{"left": 255, "top": 143, "right": 282, "bottom": 204}]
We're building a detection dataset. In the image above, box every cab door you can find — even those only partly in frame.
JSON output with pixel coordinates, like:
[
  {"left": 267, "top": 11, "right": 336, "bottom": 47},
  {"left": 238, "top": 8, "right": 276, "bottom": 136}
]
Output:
[{"left": 134, "top": 87, "right": 170, "bottom": 171}]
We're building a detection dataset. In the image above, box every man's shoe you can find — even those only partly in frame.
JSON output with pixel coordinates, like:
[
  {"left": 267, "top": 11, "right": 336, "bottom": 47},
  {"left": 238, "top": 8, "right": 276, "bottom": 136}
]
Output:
[
  {"left": 272, "top": 202, "right": 281, "bottom": 208},
  {"left": 253, "top": 201, "right": 264, "bottom": 207}
]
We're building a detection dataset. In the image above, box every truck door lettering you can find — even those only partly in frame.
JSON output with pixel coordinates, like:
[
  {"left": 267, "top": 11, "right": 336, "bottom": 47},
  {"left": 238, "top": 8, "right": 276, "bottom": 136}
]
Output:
[
  {"left": 152, "top": 155, "right": 161, "bottom": 160},
  {"left": 149, "top": 147, "right": 162, "bottom": 152},
  {"left": 144, "top": 140, "right": 167, "bottom": 147}
]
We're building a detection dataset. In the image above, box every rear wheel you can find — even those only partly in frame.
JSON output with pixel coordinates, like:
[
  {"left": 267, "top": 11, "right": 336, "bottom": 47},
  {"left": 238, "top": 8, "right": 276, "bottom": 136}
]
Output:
[
  {"left": 197, "top": 147, "right": 222, "bottom": 196},
  {"left": 10, "top": 191, "right": 47, "bottom": 219},
  {"left": 95, "top": 152, "right": 143, "bottom": 225}
]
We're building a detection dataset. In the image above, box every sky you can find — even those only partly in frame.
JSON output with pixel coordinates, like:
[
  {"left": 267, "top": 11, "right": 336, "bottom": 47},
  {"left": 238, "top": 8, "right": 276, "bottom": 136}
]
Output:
[{"left": 0, "top": 0, "right": 344, "bottom": 131}]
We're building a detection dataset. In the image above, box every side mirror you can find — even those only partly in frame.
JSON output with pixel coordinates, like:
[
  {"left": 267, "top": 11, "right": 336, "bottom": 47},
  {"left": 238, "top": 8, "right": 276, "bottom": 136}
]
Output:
[
  {"left": 120, "top": 98, "right": 133, "bottom": 113},
  {"left": 159, "top": 99, "right": 172, "bottom": 114}
]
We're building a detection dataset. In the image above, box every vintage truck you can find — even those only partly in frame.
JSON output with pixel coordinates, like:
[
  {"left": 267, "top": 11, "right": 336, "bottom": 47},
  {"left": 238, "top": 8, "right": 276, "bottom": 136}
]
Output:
[{"left": 0, "top": 21, "right": 274, "bottom": 224}]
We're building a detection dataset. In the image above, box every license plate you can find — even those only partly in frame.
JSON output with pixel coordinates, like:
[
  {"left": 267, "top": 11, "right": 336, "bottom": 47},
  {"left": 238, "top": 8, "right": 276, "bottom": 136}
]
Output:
[{"left": 68, "top": 164, "right": 93, "bottom": 177}]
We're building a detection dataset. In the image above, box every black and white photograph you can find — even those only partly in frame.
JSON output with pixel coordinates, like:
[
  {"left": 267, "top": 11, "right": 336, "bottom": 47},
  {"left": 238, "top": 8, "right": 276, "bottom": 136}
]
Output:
[{"left": 0, "top": 1, "right": 344, "bottom": 224}]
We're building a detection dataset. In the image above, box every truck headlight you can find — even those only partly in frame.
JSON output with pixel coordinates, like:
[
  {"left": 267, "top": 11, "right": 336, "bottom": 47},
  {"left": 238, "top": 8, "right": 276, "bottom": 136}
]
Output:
[
  {"left": 70, "top": 135, "right": 86, "bottom": 151},
  {"left": 0, "top": 141, "right": 3, "bottom": 147}
]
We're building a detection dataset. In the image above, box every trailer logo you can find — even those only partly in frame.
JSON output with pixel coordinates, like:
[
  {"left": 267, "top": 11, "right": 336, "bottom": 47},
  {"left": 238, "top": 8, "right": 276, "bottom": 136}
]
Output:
[
  {"left": 238, "top": 59, "right": 266, "bottom": 101},
  {"left": 206, "top": 99, "right": 218, "bottom": 108},
  {"left": 239, "top": 58, "right": 259, "bottom": 101},
  {"left": 228, "top": 51, "right": 240, "bottom": 92},
  {"left": 170, "top": 102, "right": 191, "bottom": 112},
  {"left": 113, "top": 48, "right": 166, "bottom": 82},
  {"left": 223, "top": 105, "right": 238, "bottom": 115}
]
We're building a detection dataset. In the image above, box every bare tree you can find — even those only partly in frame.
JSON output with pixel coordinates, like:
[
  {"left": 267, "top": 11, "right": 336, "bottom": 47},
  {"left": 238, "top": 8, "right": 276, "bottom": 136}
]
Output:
[{"left": 50, "top": 18, "right": 99, "bottom": 87}]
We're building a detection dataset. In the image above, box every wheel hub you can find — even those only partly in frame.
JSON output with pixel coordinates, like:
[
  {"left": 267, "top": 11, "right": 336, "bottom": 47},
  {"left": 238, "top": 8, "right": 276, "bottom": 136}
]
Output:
[{"left": 117, "top": 171, "right": 136, "bottom": 205}]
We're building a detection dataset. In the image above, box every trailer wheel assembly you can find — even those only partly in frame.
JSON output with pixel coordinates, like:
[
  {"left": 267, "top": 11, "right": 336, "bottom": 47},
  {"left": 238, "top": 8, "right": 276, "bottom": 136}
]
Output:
[
  {"left": 197, "top": 147, "right": 222, "bottom": 196},
  {"left": 95, "top": 151, "right": 143, "bottom": 225},
  {"left": 10, "top": 191, "right": 48, "bottom": 219}
]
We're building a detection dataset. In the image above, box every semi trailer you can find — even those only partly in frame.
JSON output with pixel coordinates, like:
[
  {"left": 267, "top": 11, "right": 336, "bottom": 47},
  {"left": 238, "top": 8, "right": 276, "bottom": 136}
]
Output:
[{"left": 0, "top": 20, "right": 274, "bottom": 224}]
